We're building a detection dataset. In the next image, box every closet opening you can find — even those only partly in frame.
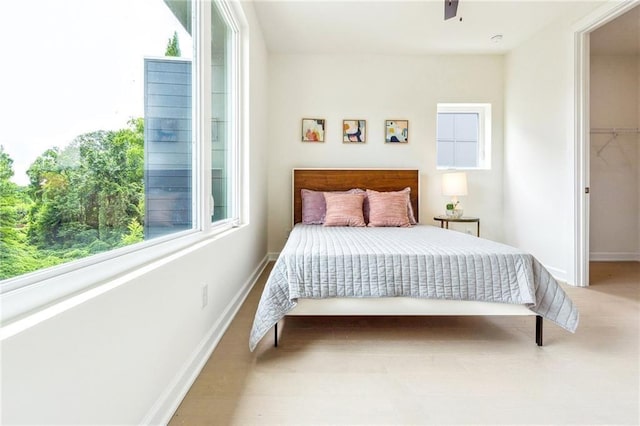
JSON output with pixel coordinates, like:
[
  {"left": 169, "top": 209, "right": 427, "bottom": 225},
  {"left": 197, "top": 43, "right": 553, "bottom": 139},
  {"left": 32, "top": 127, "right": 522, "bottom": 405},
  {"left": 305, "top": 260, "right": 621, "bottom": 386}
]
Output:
[{"left": 575, "top": 2, "right": 639, "bottom": 287}]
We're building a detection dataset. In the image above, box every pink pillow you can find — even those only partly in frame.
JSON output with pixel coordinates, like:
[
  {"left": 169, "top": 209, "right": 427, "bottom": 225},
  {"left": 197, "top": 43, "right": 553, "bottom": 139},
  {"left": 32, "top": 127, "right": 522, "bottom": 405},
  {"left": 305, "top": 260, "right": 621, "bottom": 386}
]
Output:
[
  {"left": 366, "top": 190, "right": 411, "bottom": 227},
  {"left": 364, "top": 187, "right": 417, "bottom": 225},
  {"left": 323, "top": 192, "right": 366, "bottom": 227},
  {"left": 301, "top": 189, "right": 326, "bottom": 224},
  {"left": 301, "top": 188, "right": 365, "bottom": 224}
]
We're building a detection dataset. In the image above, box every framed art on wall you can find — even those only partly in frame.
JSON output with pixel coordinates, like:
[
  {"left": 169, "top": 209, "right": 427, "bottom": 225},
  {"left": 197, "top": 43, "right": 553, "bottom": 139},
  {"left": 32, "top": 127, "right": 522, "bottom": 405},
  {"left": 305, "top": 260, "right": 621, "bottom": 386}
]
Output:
[
  {"left": 343, "top": 119, "right": 366, "bottom": 143},
  {"left": 301, "top": 118, "right": 325, "bottom": 142},
  {"left": 385, "top": 120, "right": 408, "bottom": 143}
]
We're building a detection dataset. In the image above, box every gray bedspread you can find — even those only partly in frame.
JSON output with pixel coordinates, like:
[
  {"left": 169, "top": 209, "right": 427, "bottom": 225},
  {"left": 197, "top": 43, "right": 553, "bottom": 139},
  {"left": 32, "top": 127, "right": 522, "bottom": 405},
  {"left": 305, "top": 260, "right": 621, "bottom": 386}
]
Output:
[{"left": 250, "top": 224, "right": 579, "bottom": 351}]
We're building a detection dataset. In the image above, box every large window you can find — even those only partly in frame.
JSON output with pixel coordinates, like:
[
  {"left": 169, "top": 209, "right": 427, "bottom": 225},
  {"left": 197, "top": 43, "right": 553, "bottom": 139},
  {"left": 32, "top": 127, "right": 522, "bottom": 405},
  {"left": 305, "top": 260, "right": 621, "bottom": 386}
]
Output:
[
  {"left": 436, "top": 103, "right": 491, "bottom": 169},
  {"left": 0, "top": 1, "right": 195, "bottom": 281},
  {"left": 0, "top": 0, "right": 242, "bottom": 294}
]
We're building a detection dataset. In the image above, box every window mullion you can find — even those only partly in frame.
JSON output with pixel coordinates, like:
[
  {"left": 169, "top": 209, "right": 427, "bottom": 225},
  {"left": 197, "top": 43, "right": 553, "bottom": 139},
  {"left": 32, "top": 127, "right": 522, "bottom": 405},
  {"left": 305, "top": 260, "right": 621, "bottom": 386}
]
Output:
[
  {"left": 194, "top": 0, "right": 212, "bottom": 231},
  {"left": 452, "top": 114, "right": 457, "bottom": 167}
]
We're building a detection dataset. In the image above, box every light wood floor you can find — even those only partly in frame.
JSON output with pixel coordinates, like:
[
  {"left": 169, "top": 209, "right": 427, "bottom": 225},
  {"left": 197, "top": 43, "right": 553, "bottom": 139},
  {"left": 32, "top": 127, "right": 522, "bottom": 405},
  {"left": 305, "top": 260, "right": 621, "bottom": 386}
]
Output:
[{"left": 170, "top": 262, "right": 639, "bottom": 425}]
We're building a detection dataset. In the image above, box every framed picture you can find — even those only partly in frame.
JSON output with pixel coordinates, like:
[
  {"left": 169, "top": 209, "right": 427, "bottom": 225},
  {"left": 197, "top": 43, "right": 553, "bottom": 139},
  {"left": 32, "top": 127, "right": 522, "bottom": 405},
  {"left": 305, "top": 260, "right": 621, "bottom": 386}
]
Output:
[
  {"left": 343, "top": 119, "right": 366, "bottom": 143},
  {"left": 385, "top": 120, "right": 409, "bottom": 143},
  {"left": 301, "top": 118, "right": 325, "bottom": 142}
]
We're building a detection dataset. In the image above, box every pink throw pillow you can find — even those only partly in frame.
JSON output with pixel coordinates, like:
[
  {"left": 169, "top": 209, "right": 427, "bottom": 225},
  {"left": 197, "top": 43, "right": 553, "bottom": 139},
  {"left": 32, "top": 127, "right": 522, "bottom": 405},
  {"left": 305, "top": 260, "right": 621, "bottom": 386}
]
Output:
[
  {"left": 302, "top": 188, "right": 365, "bottom": 224},
  {"left": 364, "top": 187, "right": 417, "bottom": 225},
  {"left": 323, "top": 192, "right": 366, "bottom": 227},
  {"left": 301, "top": 189, "right": 326, "bottom": 224},
  {"left": 366, "top": 190, "right": 411, "bottom": 227}
]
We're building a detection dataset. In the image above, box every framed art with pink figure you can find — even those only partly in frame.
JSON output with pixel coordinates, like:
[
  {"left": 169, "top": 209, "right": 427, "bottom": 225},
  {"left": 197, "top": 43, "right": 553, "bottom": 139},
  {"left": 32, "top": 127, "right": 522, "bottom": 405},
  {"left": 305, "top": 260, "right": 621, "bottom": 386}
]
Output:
[{"left": 301, "top": 118, "right": 325, "bottom": 142}]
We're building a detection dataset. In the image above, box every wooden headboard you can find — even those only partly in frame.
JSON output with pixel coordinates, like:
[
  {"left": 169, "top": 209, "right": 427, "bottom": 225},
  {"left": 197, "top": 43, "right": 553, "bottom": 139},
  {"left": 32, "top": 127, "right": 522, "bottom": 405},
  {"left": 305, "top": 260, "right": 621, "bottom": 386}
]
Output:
[{"left": 293, "top": 169, "right": 419, "bottom": 225}]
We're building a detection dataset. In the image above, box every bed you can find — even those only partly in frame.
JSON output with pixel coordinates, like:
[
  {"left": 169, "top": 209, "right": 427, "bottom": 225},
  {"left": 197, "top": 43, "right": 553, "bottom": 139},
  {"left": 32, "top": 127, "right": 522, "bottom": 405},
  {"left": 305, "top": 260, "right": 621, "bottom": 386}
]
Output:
[{"left": 249, "top": 169, "right": 579, "bottom": 351}]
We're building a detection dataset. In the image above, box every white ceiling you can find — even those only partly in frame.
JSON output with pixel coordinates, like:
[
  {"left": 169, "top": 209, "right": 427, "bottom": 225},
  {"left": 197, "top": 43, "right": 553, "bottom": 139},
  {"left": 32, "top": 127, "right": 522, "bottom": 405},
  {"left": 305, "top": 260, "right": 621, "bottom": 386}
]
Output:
[
  {"left": 252, "top": 0, "right": 603, "bottom": 55},
  {"left": 591, "top": 5, "right": 640, "bottom": 55}
]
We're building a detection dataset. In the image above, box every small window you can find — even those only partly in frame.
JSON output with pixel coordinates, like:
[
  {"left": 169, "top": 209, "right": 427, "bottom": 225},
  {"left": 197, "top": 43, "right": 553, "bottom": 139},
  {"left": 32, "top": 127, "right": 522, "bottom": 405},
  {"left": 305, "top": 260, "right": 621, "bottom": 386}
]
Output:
[{"left": 436, "top": 103, "right": 491, "bottom": 169}]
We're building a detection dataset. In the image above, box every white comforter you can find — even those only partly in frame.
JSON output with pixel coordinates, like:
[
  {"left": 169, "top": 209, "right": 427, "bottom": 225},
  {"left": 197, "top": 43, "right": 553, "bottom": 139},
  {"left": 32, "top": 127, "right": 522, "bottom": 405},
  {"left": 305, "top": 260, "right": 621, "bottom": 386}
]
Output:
[{"left": 250, "top": 224, "right": 579, "bottom": 350}]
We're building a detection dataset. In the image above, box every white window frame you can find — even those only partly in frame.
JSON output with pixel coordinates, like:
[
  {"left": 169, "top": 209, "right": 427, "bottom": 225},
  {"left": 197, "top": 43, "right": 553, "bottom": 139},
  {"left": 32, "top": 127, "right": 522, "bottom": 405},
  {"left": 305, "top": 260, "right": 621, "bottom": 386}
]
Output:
[
  {"left": 211, "top": 0, "right": 241, "bottom": 228},
  {"left": 0, "top": 0, "right": 246, "bottom": 339},
  {"left": 436, "top": 103, "right": 492, "bottom": 170}
]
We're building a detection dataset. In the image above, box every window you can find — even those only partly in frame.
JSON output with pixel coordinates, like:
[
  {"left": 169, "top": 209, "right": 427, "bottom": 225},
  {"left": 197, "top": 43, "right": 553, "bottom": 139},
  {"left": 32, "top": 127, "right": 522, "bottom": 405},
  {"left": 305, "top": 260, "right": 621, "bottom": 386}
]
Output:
[
  {"left": 0, "top": 0, "right": 243, "bottom": 326},
  {"left": 436, "top": 103, "right": 491, "bottom": 169},
  {"left": 0, "top": 1, "right": 197, "bottom": 281},
  {"left": 210, "top": 2, "right": 239, "bottom": 224}
]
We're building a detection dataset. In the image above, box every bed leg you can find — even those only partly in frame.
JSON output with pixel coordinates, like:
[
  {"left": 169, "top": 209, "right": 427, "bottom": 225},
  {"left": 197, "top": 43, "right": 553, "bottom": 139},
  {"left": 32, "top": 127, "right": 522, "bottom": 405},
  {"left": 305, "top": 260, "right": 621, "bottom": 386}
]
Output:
[
  {"left": 535, "top": 315, "right": 543, "bottom": 346},
  {"left": 274, "top": 323, "right": 278, "bottom": 348}
]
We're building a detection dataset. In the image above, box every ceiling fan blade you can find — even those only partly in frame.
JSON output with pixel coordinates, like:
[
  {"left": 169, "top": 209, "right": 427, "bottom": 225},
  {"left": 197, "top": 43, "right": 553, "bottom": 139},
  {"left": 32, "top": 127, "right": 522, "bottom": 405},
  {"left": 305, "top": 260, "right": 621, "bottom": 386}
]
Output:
[{"left": 444, "top": 0, "right": 459, "bottom": 20}]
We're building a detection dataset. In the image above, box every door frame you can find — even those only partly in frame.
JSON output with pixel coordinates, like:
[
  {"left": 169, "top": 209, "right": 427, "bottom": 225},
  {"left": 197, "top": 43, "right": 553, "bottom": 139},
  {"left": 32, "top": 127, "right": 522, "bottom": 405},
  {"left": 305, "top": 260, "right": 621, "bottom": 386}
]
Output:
[{"left": 573, "top": 0, "right": 639, "bottom": 287}]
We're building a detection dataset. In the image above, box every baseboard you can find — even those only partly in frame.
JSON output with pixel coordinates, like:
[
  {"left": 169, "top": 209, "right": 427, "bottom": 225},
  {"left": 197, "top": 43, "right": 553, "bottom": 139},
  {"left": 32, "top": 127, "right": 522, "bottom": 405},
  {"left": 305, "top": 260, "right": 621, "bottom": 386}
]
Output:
[
  {"left": 268, "top": 251, "right": 280, "bottom": 261},
  {"left": 590, "top": 252, "right": 640, "bottom": 262},
  {"left": 141, "top": 254, "right": 269, "bottom": 426}
]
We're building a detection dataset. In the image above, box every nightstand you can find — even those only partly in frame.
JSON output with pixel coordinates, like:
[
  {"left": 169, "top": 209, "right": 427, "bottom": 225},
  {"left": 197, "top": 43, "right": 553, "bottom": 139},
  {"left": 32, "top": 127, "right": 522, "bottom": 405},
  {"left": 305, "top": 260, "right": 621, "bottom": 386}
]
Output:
[{"left": 433, "top": 216, "right": 480, "bottom": 237}]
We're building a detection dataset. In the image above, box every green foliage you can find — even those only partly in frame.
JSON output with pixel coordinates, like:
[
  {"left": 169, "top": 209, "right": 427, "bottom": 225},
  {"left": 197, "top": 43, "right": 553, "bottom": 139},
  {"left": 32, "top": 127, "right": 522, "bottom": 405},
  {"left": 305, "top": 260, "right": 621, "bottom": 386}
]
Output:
[
  {"left": 0, "top": 119, "right": 146, "bottom": 281},
  {"left": 87, "top": 239, "right": 111, "bottom": 254},
  {"left": 121, "top": 218, "right": 144, "bottom": 246},
  {"left": 0, "top": 147, "right": 47, "bottom": 279},
  {"left": 0, "top": 145, "right": 15, "bottom": 182},
  {"left": 26, "top": 148, "right": 60, "bottom": 199},
  {"left": 165, "top": 31, "right": 181, "bottom": 57}
]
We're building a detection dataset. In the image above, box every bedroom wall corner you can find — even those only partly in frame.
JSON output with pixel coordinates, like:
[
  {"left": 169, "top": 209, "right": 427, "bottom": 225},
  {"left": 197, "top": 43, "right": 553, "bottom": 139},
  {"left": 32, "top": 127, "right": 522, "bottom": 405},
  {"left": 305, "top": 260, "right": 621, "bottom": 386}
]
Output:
[{"left": 267, "top": 54, "right": 505, "bottom": 252}]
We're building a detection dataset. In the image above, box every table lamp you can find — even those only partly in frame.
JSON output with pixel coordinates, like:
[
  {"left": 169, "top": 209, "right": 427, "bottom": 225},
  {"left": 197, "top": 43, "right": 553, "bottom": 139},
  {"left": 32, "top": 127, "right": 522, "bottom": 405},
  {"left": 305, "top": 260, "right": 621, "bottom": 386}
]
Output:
[{"left": 442, "top": 172, "right": 468, "bottom": 218}]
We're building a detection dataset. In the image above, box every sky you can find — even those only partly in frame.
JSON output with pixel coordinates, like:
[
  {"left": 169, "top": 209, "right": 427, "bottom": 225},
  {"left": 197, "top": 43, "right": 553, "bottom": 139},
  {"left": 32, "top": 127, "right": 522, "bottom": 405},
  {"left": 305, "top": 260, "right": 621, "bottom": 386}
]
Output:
[{"left": 0, "top": 0, "right": 192, "bottom": 185}]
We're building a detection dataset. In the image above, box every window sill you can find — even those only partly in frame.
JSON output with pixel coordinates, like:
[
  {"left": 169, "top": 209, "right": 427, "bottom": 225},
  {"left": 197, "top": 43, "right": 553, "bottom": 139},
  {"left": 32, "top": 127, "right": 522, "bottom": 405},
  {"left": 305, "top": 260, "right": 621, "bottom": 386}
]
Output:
[
  {"left": 437, "top": 166, "right": 491, "bottom": 171},
  {"left": 0, "top": 222, "right": 242, "bottom": 340}
]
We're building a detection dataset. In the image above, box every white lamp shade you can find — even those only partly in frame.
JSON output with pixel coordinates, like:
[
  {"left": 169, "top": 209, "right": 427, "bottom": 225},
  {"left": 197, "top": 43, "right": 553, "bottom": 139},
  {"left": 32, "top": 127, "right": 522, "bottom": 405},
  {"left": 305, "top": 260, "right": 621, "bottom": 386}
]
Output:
[{"left": 442, "top": 172, "right": 468, "bottom": 196}]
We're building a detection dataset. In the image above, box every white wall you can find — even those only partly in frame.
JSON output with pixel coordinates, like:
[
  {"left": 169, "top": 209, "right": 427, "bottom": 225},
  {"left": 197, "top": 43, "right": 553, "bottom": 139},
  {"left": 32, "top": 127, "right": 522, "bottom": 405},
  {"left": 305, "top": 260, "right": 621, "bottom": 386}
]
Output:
[
  {"left": 503, "top": 3, "right": 602, "bottom": 282},
  {"left": 267, "top": 54, "right": 504, "bottom": 253},
  {"left": 0, "top": 2, "right": 269, "bottom": 425},
  {"left": 589, "top": 55, "right": 639, "bottom": 260}
]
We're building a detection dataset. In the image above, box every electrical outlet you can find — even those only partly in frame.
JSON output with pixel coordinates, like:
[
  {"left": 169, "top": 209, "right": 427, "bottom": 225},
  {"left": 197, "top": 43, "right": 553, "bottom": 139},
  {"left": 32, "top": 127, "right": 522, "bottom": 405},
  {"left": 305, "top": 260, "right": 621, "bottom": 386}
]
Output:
[{"left": 201, "top": 283, "right": 208, "bottom": 309}]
